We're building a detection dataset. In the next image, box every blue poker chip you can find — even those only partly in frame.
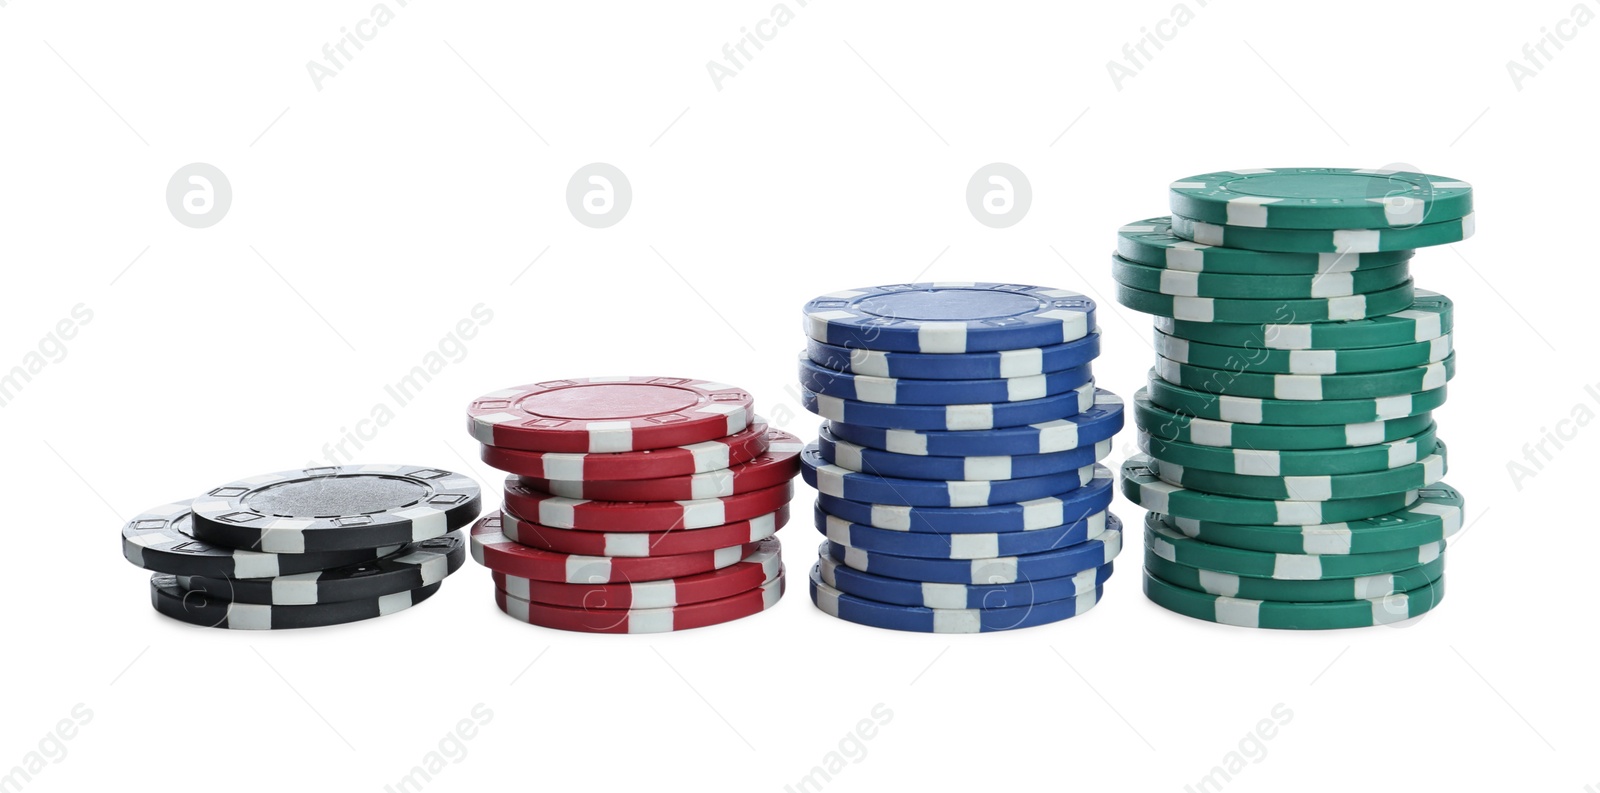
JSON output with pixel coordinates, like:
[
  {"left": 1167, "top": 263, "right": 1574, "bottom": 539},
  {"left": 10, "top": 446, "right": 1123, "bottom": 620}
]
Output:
[
  {"left": 803, "top": 283, "right": 1096, "bottom": 353},
  {"left": 798, "top": 354, "right": 1093, "bottom": 406},
  {"left": 815, "top": 467, "right": 1114, "bottom": 533},
  {"left": 805, "top": 332, "right": 1101, "bottom": 380},
  {"left": 825, "top": 390, "right": 1124, "bottom": 458},
  {"left": 822, "top": 518, "right": 1122, "bottom": 584},
  {"left": 801, "top": 382, "right": 1095, "bottom": 431},
  {"left": 813, "top": 501, "right": 1109, "bottom": 558},
  {"left": 817, "top": 423, "right": 1110, "bottom": 481},
  {"left": 800, "top": 443, "right": 1097, "bottom": 507},
  {"left": 809, "top": 563, "right": 1105, "bottom": 632},
  {"left": 817, "top": 554, "right": 1114, "bottom": 609}
]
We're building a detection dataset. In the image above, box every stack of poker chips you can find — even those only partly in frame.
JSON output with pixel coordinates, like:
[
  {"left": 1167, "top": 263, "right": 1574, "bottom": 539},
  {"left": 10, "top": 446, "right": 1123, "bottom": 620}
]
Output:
[
  {"left": 797, "top": 283, "right": 1125, "bottom": 633},
  {"left": 1110, "top": 168, "right": 1471, "bottom": 630},
  {"left": 465, "top": 377, "right": 799, "bottom": 633},
  {"left": 121, "top": 465, "right": 481, "bottom": 629}
]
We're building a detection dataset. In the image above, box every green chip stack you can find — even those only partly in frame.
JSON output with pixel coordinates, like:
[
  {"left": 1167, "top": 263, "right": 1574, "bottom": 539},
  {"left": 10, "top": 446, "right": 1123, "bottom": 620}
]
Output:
[{"left": 1111, "top": 167, "right": 1472, "bottom": 630}]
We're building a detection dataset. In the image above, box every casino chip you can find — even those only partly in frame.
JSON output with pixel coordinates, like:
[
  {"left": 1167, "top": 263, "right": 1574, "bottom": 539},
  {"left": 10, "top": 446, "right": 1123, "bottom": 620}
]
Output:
[
  {"left": 466, "top": 378, "right": 801, "bottom": 630},
  {"left": 1114, "top": 168, "right": 1473, "bottom": 628},
  {"left": 125, "top": 466, "right": 480, "bottom": 629},
  {"left": 798, "top": 282, "right": 1128, "bottom": 630}
]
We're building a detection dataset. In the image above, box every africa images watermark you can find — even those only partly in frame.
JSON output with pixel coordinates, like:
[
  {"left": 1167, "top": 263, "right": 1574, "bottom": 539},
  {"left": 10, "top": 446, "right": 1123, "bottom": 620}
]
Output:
[
  {"left": 705, "top": 1, "right": 812, "bottom": 91},
  {"left": 1105, "top": 0, "right": 1213, "bottom": 90},
  {"left": 1505, "top": 1, "right": 1595, "bottom": 90},
  {"left": 382, "top": 703, "right": 493, "bottom": 793},
  {"left": 2, "top": 703, "right": 94, "bottom": 793},
  {"left": 1183, "top": 703, "right": 1293, "bottom": 793},
  {"left": 782, "top": 702, "right": 893, "bottom": 793},
  {"left": 1506, "top": 381, "right": 1600, "bottom": 491},
  {"left": 0, "top": 304, "right": 93, "bottom": 409},
  {"left": 305, "top": 0, "right": 419, "bottom": 91}
]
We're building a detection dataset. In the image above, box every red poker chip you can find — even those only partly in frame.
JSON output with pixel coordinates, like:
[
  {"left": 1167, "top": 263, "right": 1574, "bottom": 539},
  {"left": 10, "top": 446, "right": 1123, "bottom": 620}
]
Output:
[
  {"left": 501, "top": 505, "right": 790, "bottom": 557},
  {"left": 492, "top": 538, "right": 783, "bottom": 608},
  {"left": 467, "top": 377, "right": 754, "bottom": 453},
  {"left": 481, "top": 422, "right": 773, "bottom": 480},
  {"left": 469, "top": 512, "right": 759, "bottom": 583},
  {"left": 517, "top": 430, "right": 803, "bottom": 502},
  {"left": 502, "top": 478, "right": 794, "bottom": 532},
  {"left": 494, "top": 571, "right": 786, "bottom": 633}
]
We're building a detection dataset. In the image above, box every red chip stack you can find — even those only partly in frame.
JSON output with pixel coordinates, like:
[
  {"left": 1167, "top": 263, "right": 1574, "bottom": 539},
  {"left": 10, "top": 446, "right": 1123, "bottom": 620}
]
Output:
[{"left": 464, "top": 377, "right": 799, "bottom": 633}]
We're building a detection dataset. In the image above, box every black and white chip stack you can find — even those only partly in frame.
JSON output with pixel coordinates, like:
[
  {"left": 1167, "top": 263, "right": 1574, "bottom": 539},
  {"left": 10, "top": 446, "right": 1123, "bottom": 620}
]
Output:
[
  {"left": 121, "top": 464, "right": 482, "bottom": 630},
  {"left": 1110, "top": 167, "right": 1472, "bottom": 630},
  {"left": 797, "top": 283, "right": 1126, "bottom": 633}
]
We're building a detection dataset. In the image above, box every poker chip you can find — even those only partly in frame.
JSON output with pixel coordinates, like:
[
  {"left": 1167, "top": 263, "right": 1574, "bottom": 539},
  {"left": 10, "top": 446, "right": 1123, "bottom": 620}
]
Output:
[
  {"left": 126, "top": 466, "right": 480, "bottom": 629},
  {"left": 810, "top": 565, "right": 1104, "bottom": 633},
  {"left": 1122, "top": 457, "right": 1416, "bottom": 526},
  {"left": 467, "top": 377, "right": 754, "bottom": 453},
  {"left": 798, "top": 282, "right": 1127, "bottom": 630},
  {"left": 1153, "top": 353, "right": 1454, "bottom": 401},
  {"left": 188, "top": 465, "right": 482, "bottom": 553},
  {"left": 1134, "top": 389, "right": 1435, "bottom": 449},
  {"left": 816, "top": 424, "right": 1111, "bottom": 482},
  {"left": 1116, "top": 217, "right": 1414, "bottom": 273},
  {"left": 816, "top": 555, "right": 1113, "bottom": 610},
  {"left": 1161, "top": 484, "right": 1465, "bottom": 556},
  {"left": 802, "top": 381, "right": 1096, "bottom": 431},
  {"left": 1148, "top": 446, "right": 1447, "bottom": 500},
  {"left": 1113, "top": 167, "right": 1472, "bottom": 628},
  {"left": 1137, "top": 425, "right": 1440, "bottom": 477},
  {"left": 496, "top": 572, "right": 785, "bottom": 633},
  {"left": 1112, "top": 255, "right": 1412, "bottom": 299},
  {"left": 823, "top": 520, "right": 1123, "bottom": 585},
  {"left": 1170, "top": 211, "right": 1475, "bottom": 254},
  {"left": 1143, "top": 570, "right": 1445, "bottom": 630},
  {"left": 814, "top": 502, "right": 1108, "bottom": 559},
  {"left": 470, "top": 512, "right": 761, "bottom": 583},
  {"left": 1168, "top": 169, "right": 1473, "bottom": 230},
  {"left": 1115, "top": 279, "right": 1416, "bottom": 323},
  {"left": 803, "top": 444, "right": 1097, "bottom": 507},
  {"left": 177, "top": 532, "right": 466, "bottom": 606},
  {"left": 122, "top": 502, "right": 402, "bottom": 578},
  {"left": 481, "top": 421, "right": 772, "bottom": 480},
  {"left": 150, "top": 575, "right": 441, "bottom": 630},
  {"left": 798, "top": 354, "right": 1093, "bottom": 405},
  {"left": 803, "top": 283, "right": 1095, "bottom": 353},
  {"left": 502, "top": 506, "right": 788, "bottom": 557},
  {"left": 825, "top": 390, "right": 1124, "bottom": 457},
  {"left": 494, "top": 540, "right": 783, "bottom": 609},
  {"left": 1153, "top": 290, "right": 1452, "bottom": 350},
  {"left": 517, "top": 431, "right": 802, "bottom": 501},
  {"left": 502, "top": 477, "right": 794, "bottom": 531},
  {"left": 805, "top": 332, "right": 1101, "bottom": 380},
  {"left": 815, "top": 470, "right": 1113, "bottom": 534},
  {"left": 1145, "top": 376, "right": 1448, "bottom": 426},
  {"left": 1144, "top": 549, "right": 1446, "bottom": 603}
]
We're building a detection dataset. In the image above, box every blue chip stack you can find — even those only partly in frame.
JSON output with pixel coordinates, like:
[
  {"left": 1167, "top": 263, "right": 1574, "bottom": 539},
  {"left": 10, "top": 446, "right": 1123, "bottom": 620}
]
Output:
[{"left": 797, "top": 283, "right": 1126, "bottom": 633}]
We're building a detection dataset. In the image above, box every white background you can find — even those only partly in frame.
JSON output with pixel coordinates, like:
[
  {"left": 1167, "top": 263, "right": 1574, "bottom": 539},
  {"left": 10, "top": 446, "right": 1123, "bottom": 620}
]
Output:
[{"left": 1, "top": 1, "right": 1594, "bottom": 791}]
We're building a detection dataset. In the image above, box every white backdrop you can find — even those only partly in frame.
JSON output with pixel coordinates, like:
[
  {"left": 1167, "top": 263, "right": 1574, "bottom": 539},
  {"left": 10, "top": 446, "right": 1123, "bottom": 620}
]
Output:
[{"left": 2, "top": 1, "right": 1594, "bottom": 790}]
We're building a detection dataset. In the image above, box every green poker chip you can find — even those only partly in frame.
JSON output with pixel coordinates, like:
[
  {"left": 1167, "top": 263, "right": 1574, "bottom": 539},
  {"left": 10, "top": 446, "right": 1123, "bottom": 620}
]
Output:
[
  {"left": 1116, "top": 279, "right": 1415, "bottom": 323},
  {"left": 1148, "top": 443, "right": 1447, "bottom": 500},
  {"left": 1144, "top": 549, "right": 1445, "bottom": 602},
  {"left": 1143, "top": 569, "right": 1445, "bottom": 630},
  {"left": 1137, "top": 424, "right": 1439, "bottom": 477},
  {"left": 1160, "top": 484, "right": 1464, "bottom": 555},
  {"left": 1116, "top": 217, "right": 1413, "bottom": 274},
  {"left": 1154, "top": 290, "right": 1452, "bottom": 351},
  {"left": 1153, "top": 354, "right": 1454, "bottom": 401},
  {"left": 1134, "top": 388, "right": 1435, "bottom": 449},
  {"left": 1170, "top": 212, "right": 1474, "bottom": 253},
  {"left": 1168, "top": 169, "right": 1474, "bottom": 230},
  {"left": 1145, "top": 375, "right": 1447, "bottom": 426},
  {"left": 1111, "top": 255, "right": 1411, "bottom": 299},
  {"left": 1144, "top": 516, "right": 1444, "bottom": 579},
  {"left": 1121, "top": 456, "right": 1418, "bottom": 526},
  {"left": 1154, "top": 330, "right": 1453, "bottom": 375}
]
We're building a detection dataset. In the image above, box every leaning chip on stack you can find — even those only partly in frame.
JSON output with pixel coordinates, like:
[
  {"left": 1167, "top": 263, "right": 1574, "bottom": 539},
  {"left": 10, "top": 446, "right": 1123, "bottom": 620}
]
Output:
[
  {"left": 798, "top": 283, "right": 1125, "bottom": 633},
  {"left": 465, "top": 377, "right": 798, "bottom": 633},
  {"left": 122, "top": 465, "right": 482, "bottom": 629},
  {"left": 1111, "top": 167, "right": 1471, "bottom": 629}
]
